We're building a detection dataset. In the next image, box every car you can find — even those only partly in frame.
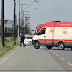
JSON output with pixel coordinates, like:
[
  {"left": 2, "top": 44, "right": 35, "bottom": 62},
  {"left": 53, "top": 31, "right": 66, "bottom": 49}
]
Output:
[{"left": 24, "top": 36, "right": 33, "bottom": 46}]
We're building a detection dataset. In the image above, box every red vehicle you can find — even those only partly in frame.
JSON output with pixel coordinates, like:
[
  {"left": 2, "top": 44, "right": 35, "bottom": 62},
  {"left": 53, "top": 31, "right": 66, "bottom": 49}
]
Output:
[{"left": 35, "top": 24, "right": 44, "bottom": 34}]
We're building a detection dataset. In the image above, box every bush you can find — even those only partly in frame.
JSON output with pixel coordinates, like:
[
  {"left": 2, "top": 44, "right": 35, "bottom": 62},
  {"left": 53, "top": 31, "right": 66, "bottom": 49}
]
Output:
[{"left": 5, "top": 37, "right": 14, "bottom": 47}]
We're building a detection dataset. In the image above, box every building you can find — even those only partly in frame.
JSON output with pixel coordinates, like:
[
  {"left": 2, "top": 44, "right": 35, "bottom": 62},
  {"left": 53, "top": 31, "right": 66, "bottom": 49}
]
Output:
[{"left": 0, "top": 20, "right": 14, "bottom": 33}]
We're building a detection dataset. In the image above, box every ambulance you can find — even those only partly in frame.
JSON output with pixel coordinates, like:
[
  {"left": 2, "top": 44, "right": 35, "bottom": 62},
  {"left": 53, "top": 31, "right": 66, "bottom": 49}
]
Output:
[{"left": 32, "top": 21, "right": 72, "bottom": 50}]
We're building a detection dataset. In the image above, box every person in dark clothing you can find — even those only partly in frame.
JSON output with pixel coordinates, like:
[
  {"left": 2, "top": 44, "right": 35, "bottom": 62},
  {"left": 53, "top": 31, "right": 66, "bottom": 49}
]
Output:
[{"left": 20, "top": 34, "right": 25, "bottom": 47}]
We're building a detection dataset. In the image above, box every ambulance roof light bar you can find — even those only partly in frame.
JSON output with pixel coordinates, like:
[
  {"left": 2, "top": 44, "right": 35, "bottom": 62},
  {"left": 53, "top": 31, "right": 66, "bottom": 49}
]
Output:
[{"left": 52, "top": 21, "right": 61, "bottom": 22}]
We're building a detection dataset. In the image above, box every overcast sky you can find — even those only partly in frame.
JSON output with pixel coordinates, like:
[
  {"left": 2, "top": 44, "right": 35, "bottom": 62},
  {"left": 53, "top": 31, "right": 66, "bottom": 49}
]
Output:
[{"left": 0, "top": 0, "right": 72, "bottom": 30}]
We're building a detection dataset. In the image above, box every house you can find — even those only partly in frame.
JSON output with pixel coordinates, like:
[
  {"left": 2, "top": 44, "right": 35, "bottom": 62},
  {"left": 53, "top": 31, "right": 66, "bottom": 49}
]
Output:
[{"left": 0, "top": 20, "right": 14, "bottom": 33}]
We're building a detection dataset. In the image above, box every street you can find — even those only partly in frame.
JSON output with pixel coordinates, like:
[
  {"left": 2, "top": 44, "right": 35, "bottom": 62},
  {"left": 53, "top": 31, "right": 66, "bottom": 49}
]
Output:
[
  {"left": 1, "top": 0, "right": 72, "bottom": 72},
  {"left": 0, "top": 45, "right": 72, "bottom": 72}
]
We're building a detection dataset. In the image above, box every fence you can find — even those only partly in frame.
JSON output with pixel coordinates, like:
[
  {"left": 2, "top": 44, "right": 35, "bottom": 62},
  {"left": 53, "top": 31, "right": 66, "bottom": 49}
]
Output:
[{"left": 0, "top": 33, "right": 17, "bottom": 37}]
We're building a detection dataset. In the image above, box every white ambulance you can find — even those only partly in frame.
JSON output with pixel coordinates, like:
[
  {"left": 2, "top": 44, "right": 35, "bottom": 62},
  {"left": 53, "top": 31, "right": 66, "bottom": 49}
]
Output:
[{"left": 32, "top": 21, "right": 72, "bottom": 50}]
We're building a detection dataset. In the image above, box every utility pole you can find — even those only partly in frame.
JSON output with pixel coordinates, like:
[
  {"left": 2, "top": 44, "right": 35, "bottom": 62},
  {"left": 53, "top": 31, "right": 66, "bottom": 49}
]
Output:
[
  {"left": 14, "top": 0, "right": 16, "bottom": 45},
  {"left": 18, "top": 0, "right": 20, "bottom": 39},
  {"left": 23, "top": 12, "right": 25, "bottom": 37},
  {"left": 1, "top": 0, "right": 4, "bottom": 47},
  {"left": 22, "top": 11, "right": 29, "bottom": 36},
  {"left": 25, "top": 15, "right": 27, "bottom": 35},
  {"left": 21, "top": 5, "right": 23, "bottom": 33},
  {"left": 20, "top": 4, "right": 28, "bottom": 34},
  {"left": 18, "top": 3, "right": 28, "bottom": 37}
]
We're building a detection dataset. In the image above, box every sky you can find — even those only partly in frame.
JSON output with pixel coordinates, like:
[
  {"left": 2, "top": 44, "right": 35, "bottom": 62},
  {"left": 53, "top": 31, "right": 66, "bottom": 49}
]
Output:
[{"left": 0, "top": 0, "right": 72, "bottom": 30}]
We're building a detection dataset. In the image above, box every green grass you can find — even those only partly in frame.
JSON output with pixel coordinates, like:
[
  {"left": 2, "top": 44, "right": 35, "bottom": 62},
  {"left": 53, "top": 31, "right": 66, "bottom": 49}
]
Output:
[
  {"left": 5, "top": 37, "right": 14, "bottom": 47},
  {"left": 0, "top": 37, "right": 19, "bottom": 57}
]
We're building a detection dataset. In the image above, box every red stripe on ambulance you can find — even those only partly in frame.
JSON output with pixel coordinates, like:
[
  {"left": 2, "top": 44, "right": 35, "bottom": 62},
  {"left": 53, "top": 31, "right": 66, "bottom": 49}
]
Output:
[
  {"left": 43, "top": 22, "right": 72, "bottom": 27},
  {"left": 38, "top": 39, "right": 72, "bottom": 42}
]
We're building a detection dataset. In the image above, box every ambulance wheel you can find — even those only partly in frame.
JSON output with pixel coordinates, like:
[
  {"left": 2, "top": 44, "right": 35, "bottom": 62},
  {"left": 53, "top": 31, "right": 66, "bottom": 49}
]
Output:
[
  {"left": 34, "top": 41, "right": 40, "bottom": 49},
  {"left": 46, "top": 46, "right": 52, "bottom": 49},
  {"left": 58, "top": 42, "right": 64, "bottom": 50}
]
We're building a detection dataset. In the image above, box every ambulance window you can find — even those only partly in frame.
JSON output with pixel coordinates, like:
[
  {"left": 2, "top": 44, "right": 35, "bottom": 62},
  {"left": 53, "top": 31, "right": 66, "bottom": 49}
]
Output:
[
  {"left": 40, "top": 28, "right": 46, "bottom": 34},
  {"left": 37, "top": 30, "right": 39, "bottom": 33}
]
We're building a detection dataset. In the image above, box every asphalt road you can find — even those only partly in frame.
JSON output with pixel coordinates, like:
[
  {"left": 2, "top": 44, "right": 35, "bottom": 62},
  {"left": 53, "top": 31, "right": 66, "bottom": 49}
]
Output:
[
  {"left": 0, "top": 45, "right": 71, "bottom": 72},
  {"left": 43, "top": 46, "right": 72, "bottom": 71}
]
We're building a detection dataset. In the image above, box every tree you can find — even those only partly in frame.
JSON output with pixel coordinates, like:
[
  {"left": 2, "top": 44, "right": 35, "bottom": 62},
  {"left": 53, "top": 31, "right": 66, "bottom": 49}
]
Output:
[{"left": 25, "top": 24, "right": 31, "bottom": 34}]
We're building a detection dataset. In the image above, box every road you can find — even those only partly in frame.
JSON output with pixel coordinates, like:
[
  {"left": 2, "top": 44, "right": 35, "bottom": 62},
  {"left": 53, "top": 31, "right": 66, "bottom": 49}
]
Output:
[{"left": 0, "top": 45, "right": 72, "bottom": 72}]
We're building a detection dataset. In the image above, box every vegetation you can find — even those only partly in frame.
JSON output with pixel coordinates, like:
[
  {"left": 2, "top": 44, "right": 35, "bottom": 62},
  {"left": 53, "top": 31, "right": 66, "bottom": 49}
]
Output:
[
  {"left": 25, "top": 24, "right": 30, "bottom": 34},
  {"left": 0, "top": 19, "right": 31, "bottom": 58},
  {"left": 0, "top": 36, "right": 19, "bottom": 57}
]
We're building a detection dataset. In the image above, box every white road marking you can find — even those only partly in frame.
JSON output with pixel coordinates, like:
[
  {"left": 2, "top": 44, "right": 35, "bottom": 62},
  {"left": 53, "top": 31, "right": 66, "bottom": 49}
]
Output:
[
  {"left": 67, "top": 63, "right": 72, "bottom": 66},
  {"left": 60, "top": 58, "right": 64, "bottom": 60},
  {"left": 0, "top": 50, "right": 16, "bottom": 65}
]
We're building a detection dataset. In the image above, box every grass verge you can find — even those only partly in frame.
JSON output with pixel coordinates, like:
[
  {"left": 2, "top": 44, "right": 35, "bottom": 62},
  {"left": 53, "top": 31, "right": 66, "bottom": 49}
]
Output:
[{"left": 0, "top": 37, "right": 19, "bottom": 58}]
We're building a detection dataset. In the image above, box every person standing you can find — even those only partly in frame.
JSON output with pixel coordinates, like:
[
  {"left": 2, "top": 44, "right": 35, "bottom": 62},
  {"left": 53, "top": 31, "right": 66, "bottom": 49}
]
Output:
[{"left": 20, "top": 33, "right": 25, "bottom": 47}]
